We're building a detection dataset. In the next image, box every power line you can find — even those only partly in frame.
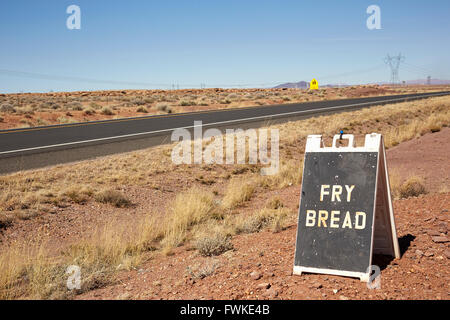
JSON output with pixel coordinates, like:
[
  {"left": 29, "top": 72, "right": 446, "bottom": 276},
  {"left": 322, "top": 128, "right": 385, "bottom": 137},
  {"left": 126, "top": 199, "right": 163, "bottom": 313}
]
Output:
[
  {"left": 0, "top": 63, "right": 403, "bottom": 90},
  {"left": 384, "top": 53, "right": 405, "bottom": 85},
  {"left": 0, "top": 69, "right": 172, "bottom": 88}
]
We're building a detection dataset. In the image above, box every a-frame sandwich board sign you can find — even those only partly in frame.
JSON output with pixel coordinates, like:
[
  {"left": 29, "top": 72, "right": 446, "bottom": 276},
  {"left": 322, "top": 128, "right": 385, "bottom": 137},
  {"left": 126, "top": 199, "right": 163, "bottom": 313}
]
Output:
[{"left": 293, "top": 133, "right": 400, "bottom": 282}]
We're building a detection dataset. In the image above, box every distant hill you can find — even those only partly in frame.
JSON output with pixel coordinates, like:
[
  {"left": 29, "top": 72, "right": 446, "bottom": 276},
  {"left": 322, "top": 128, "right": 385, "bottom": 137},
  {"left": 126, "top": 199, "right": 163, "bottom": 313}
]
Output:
[
  {"left": 274, "top": 79, "right": 450, "bottom": 88},
  {"left": 273, "top": 81, "right": 309, "bottom": 89},
  {"left": 274, "top": 81, "right": 351, "bottom": 89}
]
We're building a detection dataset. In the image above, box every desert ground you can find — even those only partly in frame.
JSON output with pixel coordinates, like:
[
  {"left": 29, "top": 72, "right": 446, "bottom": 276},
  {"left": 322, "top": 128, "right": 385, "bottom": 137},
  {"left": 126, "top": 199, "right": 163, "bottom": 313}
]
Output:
[
  {"left": 0, "top": 92, "right": 448, "bottom": 300},
  {"left": 0, "top": 85, "right": 447, "bottom": 130}
]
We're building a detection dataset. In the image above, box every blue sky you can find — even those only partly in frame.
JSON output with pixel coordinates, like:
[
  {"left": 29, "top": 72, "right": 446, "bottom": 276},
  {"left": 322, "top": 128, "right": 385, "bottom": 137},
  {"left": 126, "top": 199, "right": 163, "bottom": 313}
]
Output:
[{"left": 0, "top": 0, "right": 449, "bottom": 93}]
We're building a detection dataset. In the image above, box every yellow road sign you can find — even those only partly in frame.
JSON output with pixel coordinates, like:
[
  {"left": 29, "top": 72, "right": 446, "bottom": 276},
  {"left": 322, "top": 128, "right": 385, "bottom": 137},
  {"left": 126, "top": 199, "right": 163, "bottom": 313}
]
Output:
[{"left": 310, "top": 78, "right": 319, "bottom": 90}]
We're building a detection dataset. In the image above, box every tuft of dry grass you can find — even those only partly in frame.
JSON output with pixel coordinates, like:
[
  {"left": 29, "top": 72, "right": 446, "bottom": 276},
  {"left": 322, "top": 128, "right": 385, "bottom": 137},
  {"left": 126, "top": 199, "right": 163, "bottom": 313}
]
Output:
[
  {"left": 136, "top": 106, "right": 148, "bottom": 113},
  {"left": 63, "top": 186, "right": 93, "bottom": 204},
  {"left": 0, "top": 238, "right": 64, "bottom": 299},
  {"left": 186, "top": 259, "right": 220, "bottom": 280},
  {"left": 221, "top": 178, "right": 256, "bottom": 210},
  {"left": 257, "top": 160, "right": 303, "bottom": 190},
  {"left": 83, "top": 107, "right": 96, "bottom": 116},
  {"left": 0, "top": 218, "right": 158, "bottom": 299},
  {"left": 160, "top": 188, "right": 217, "bottom": 253},
  {"left": 398, "top": 176, "right": 427, "bottom": 199},
  {"left": 265, "top": 196, "right": 284, "bottom": 209},
  {"left": 94, "top": 189, "right": 132, "bottom": 208},
  {"left": 100, "top": 107, "right": 114, "bottom": 115},
  {"left": 388, "top": 169, "right": 403, "bottom": 200},
  {"left": 195, "top": 230, "right": 233, "bottom": 257},
  {"left": 233, "top": 207, "right": 292, "bottom": 235}
]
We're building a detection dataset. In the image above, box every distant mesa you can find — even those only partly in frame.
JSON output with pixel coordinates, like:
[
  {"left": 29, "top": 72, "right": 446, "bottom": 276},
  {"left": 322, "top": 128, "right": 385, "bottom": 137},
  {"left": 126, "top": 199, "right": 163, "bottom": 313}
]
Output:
[
  {"left": 274, "top": 81, "right": 309, "bottom": 89},
  {"left": 274, "top": 78, "right": 450, "bottom": 89},
  {"left": 274, "top": 81, "right": 348, "bottom": 89}
]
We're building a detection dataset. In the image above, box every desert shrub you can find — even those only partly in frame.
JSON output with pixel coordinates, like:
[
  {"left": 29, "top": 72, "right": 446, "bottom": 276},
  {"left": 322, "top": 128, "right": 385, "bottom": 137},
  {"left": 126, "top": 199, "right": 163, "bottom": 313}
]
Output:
[
  {"left": 265, "top": 196, "right": 284, "bottom": 209},
  {"left": 130, "top": 98, "right": 146, "bottom": 106},
  {"left": 89, "top": 102, "right": 102, "bottom": 110},
  {"left": 195, "top": 230, "right": 233, "bottom": 256},
  {"left": 0, "top": 213, "right": 13, "bottom": 229},
  {"left": 234, "top": 208, "right": 290, "bottom": 234},
  {"left": 234, "top": 215, "right": 263, "bottom": 234},
  {"left": 94, "top": 189, "right": 132, "bottom": 208},
  {"left": 0, "top": 103, "right": 15, "bottom": 113},
  {"left": 180, "top": 100, "right": 195, "bottom": 106},
  {"left": 63, "top": 187, "right": 93, "bottom": 204},
  {"left": 68, "top": 102, "right": 83, "bottom": 111},
  {"left": 36, "top": 118, "right": 48, "bottom": 126},
  {"left": 186, "top": 259, "right": 220, "bottom": 279},
  {"left": 136, "top": 106, "right": 148, "bottom": 113},
  {"left": 57, "top": 117, "right": 77, "bottom": 124},
  {"left": 83, "top": 108, "right": 96, "bottom": 116},
  {"left": 398, "top": 176, "right": 427, "bottom": 199},
  {"left": 100, "top": 107, "right": 114, "bottom": 115},
  {"left": 155, "top": 103, "right": 168, "bottom": 111}
]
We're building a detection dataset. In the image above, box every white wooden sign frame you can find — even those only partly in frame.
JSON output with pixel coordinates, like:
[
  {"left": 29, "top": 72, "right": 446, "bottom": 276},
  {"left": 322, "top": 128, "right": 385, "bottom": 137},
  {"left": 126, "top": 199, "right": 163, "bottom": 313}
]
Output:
[{"left": 293, "top": 133, "right": 400, "bottom": 282}]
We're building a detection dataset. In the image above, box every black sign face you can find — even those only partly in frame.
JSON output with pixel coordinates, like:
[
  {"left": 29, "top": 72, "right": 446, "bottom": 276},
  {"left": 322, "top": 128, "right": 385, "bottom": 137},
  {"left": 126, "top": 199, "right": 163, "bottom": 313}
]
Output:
[{"left": 294, "top": 152, "right": 378, "bottom": 273}]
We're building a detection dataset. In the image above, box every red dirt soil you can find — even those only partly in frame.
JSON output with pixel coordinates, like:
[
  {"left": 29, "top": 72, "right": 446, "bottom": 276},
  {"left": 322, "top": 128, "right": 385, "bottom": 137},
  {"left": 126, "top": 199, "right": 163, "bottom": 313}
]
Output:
[
  {"left": 387, "top": 127, "right": 450, "bottom": 193},
  {"left": 0, "top": 122, "right": 448, "bottom": 300},
  {"left": 74, "top": 130, "right": 450, "bottom": 300}
]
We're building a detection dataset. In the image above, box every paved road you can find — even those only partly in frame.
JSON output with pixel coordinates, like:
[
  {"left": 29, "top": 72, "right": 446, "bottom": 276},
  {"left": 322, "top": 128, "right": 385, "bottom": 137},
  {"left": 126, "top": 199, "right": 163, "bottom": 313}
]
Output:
[{"left": 0, "top": 90, "right": 448, "bottom": 173}]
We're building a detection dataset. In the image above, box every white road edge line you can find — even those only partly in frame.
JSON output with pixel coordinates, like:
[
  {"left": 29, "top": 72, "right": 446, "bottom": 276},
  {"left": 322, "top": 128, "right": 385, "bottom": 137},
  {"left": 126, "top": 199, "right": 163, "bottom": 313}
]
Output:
[{"left": 0, "top": 92, "right": 446, "bottom": 156}]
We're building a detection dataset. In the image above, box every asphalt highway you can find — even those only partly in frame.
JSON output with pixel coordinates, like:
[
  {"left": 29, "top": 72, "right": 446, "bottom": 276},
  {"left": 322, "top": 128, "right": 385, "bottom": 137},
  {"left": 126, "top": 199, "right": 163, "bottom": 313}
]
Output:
[{"left": 0, "top": 90, "right": 449, "bottom": 173}]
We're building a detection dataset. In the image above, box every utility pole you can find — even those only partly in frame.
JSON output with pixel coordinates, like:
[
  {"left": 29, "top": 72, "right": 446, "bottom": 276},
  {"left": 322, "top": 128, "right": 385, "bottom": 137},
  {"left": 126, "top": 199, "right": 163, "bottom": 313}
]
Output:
[{"left": 384, "top": 53, "right": 405, "bottom": 85}]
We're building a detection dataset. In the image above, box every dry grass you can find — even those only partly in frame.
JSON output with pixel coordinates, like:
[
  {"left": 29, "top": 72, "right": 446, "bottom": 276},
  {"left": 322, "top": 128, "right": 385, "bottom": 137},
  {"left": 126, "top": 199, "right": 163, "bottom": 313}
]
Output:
[
  {"left": 100, "top": 107, "right": 114, "bottom": 116},
  {"left": 388, "top": 169, "right": 403, "bottom": 200},
  {"left": 1, "top": 85, "right": 443, "bottom": 130},
  {"left": 195, "top": 228, "right": 233, "bottom": 257},
  {"left": 221, "top": 178, "right": 256, "bottom": 209},
  {"left": 0, "top": 220, "right": 153, "bottom": 299},
  {"left": 265, "top": 196, "right": 284, "bottom": 210},
  {"left": 1, "top": 96, "right": 448, "bottom": 223},
  {"left": 1, "top": 94, "right": 449, "bottom": 299},
  {"left": 160, "top": 188, "right": 218, "bottom": 253},
  {"left": 186, "top": 259, "right": 220, "bottom": 280},
  {"left": 384, "top": 114, "right": 447, "bottom": 147},
  {"left": 257, "top": 160, "right": 303, "bottom": 190},
  {"left": 273, "top": 96, "right": 450, "bottom": 151},
  {"left": 234, "top": 207, "right": 292, "bottom": 235},
  {"left": 94, "top": 189, "right": 132, "bottom": 208},
  {"left": 398, "top": 176, "right": 427, "bottom": 199},
  {"left": 389, "top": 172, "right": 428, "bottom": 200}
]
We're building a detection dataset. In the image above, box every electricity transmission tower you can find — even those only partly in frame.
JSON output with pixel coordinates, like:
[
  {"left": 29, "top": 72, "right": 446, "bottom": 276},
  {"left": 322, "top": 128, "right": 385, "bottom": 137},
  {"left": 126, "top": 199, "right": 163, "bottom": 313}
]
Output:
[{"left": 384, "top": 53, "right": 405, "bottom": 85}]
